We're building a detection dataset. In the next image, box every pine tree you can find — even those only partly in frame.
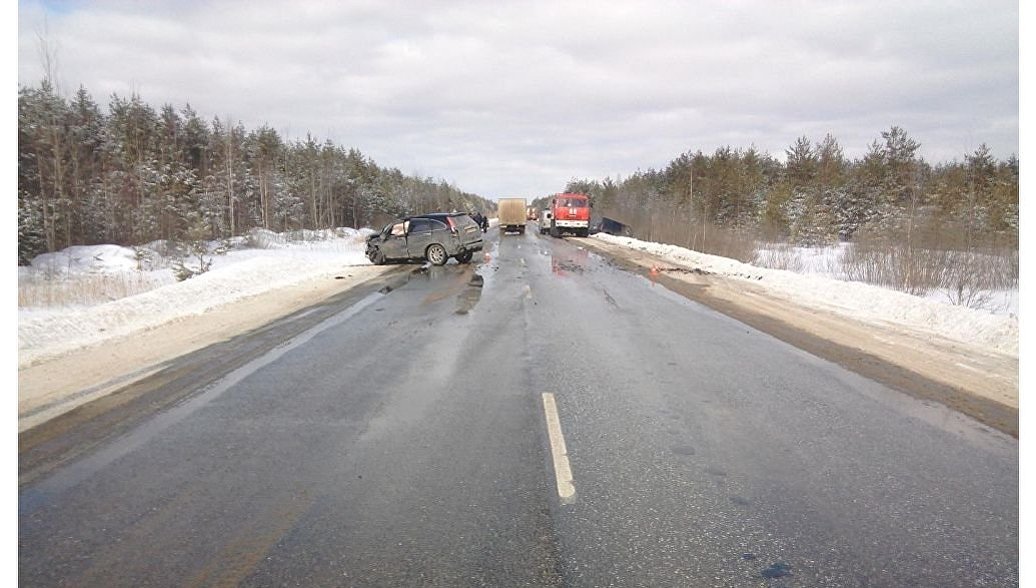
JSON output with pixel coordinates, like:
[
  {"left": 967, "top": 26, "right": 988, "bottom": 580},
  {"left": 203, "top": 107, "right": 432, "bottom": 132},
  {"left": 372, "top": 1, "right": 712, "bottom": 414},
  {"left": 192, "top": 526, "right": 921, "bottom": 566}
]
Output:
[{"left": 785, "top": 136, "right": 818, "bottom": 188}]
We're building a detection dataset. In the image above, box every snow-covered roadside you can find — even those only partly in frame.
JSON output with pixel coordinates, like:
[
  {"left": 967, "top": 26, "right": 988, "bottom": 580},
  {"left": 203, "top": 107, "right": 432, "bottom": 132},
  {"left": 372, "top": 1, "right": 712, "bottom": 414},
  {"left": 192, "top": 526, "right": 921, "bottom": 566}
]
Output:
[
  {"left": 752, "top": 241, "right": 1019, "bottom": 315},
  {"left": 18, "top": 228, "right": 378, "bottom": 367},
  {"left": 19, "top": 226, "right": 1018, "bottom": 367},
  {"left": 592, "top": 233, "right": 1019, "bottom": 357}
]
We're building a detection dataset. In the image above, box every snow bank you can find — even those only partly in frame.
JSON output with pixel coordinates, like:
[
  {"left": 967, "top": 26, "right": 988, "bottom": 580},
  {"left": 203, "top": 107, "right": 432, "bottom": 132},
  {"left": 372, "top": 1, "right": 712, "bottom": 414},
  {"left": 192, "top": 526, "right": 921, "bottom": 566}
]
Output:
[
  {"left": 593, "top": 233, "right": 1018, "bottom": 357},
  {"left": 29, "top": 244, "right": 146, "bottom": 275},
  {"left": 18, "top": 227, "right": 1018, "bottom": 367},
  {"left": 18, "top": 229, "right": 376, "bottom": 366}
]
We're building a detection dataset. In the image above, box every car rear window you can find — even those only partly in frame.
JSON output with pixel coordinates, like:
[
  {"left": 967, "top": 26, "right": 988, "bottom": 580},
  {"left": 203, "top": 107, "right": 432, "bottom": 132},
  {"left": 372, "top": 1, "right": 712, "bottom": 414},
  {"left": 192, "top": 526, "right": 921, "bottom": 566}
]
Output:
[{"left": 452, "top": 215, "right": 477, "bottom": 228}]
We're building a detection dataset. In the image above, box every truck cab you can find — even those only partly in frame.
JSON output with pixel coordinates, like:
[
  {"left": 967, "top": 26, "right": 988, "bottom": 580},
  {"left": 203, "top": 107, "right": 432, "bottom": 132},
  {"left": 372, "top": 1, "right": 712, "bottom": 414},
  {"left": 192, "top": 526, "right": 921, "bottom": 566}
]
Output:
[{"left": 549, "top": 193, "right": 591, "bottom": 237}]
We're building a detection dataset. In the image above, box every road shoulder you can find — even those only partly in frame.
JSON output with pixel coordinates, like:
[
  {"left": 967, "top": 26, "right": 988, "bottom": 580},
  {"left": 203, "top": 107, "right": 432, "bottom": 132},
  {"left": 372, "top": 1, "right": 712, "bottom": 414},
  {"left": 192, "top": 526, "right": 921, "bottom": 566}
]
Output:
[
  {"left": 18, "top": 265, "right": 399, "bottom": 433},
  {"left": 577, "top": 237, "right": 1018, "bottom": 437}
]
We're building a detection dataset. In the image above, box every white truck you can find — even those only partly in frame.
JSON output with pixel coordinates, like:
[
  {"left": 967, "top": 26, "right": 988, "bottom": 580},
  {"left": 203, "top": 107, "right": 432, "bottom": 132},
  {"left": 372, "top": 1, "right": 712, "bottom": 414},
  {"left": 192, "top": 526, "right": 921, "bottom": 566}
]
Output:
[{"left": 539, "top": 209, "right": 552, "bottom": 234}]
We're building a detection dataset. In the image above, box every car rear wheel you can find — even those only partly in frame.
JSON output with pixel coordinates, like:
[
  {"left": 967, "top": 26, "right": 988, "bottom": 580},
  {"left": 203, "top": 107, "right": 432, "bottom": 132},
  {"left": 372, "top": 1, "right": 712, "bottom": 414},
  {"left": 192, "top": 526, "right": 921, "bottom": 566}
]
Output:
[
  {"left": 426, "top": 243, "right": 448, "bottom": 266},
  {"left": 456, "top": 251, "right": 473, "bottom": 264}
]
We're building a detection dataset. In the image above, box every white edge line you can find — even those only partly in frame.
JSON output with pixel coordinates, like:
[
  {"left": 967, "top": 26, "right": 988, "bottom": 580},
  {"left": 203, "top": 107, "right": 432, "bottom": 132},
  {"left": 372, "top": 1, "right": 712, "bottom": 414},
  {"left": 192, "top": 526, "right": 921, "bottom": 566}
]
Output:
[{"left": 26, "top": 291, "right": 386, "bottom": 497}]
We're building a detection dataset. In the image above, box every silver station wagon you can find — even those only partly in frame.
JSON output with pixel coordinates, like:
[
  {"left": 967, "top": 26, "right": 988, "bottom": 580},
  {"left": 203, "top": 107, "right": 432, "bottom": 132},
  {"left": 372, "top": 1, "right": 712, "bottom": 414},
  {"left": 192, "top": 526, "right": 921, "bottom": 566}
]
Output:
[{"left": 366, "top": 212, "right": 484, "bottom": 266}]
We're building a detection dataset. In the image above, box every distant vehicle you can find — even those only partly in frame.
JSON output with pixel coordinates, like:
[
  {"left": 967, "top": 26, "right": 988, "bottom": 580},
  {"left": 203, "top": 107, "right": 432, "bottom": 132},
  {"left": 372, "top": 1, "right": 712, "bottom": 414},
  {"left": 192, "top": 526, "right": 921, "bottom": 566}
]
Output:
[
  {"left": 526, "top": 207, "right": 538, "bottom": 221},
  {"left": 591, "top": 216, "right": 633, "bottom": 237},
  {"left": 366, "top": 212, "right": 483, "bottom": 266},
  {"left": 498, "top": 198, "right": 528, "bottom": 234},
  {"left": 549, "top": 192, "right": 591, "bottom": 237},
  {"left": 539, "top": 209, "right": 552, "bottom": 234}
]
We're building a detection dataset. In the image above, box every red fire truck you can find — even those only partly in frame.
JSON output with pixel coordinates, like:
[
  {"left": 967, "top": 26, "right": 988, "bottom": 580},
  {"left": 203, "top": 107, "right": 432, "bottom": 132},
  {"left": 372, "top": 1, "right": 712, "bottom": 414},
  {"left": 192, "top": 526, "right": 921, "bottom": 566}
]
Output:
[{"left": 549, "top": 192, "right": 591, "bottom": 237}]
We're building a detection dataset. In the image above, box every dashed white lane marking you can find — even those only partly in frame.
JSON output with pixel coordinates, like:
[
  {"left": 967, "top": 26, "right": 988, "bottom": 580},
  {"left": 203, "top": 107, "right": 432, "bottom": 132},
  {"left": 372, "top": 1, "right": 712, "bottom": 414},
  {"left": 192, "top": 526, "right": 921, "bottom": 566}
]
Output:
[
  {"left": 523, "top": 284, "right": 532, "bottom": 299},
  {"left": 542, "top": 393, "right": 576, "bottom": 503}
]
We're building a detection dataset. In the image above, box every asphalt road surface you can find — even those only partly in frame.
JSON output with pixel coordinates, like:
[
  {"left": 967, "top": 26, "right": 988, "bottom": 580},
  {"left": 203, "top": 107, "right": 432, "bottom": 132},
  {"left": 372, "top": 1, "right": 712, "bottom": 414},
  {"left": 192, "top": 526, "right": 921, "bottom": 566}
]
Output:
[{"left": 19, "top": 224, "right": 1018, "bottom": 587}]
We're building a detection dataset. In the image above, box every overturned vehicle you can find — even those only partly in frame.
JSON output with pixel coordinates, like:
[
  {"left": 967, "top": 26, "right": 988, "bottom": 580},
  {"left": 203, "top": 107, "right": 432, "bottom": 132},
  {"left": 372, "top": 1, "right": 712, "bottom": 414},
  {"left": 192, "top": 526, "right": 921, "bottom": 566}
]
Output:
[
  {"left": 590, "top": 216, "right": 634, "bottom": 237},
  {"left": 366, "top": 212, "right": 483, "bottom": 266}
]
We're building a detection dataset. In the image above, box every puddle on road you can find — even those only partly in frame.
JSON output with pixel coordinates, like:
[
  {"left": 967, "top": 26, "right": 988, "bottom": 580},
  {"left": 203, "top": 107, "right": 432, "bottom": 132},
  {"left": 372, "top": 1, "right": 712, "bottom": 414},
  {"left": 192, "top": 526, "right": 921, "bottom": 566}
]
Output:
[
  {"left": 456, "top": 273, "right": 484, "bottom": 315},
  {"left": 374, "top": 257, "right": 487, "bottom": 314},
  {"left": 671, "top": 444, "right": 696, "bottom": 456},
  {"left": 376, "top": 265, "right": 434, "bottom": 294},
  {"left": 551, "top": 246, "right": 590, "bottom": 276},
  {"left": 761, "top": 562, "right": 793, "bottom": 579},
  {"left": 730, "top": 495, "right": 750, "bottom": 506}
]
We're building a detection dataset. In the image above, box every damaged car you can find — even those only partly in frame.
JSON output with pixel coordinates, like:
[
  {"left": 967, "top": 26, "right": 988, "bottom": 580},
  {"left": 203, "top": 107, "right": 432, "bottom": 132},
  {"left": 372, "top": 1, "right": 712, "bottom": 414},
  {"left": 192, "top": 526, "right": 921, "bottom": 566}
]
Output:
[{"left": 366, "top": 212, "right": 483, "bottom": 266}]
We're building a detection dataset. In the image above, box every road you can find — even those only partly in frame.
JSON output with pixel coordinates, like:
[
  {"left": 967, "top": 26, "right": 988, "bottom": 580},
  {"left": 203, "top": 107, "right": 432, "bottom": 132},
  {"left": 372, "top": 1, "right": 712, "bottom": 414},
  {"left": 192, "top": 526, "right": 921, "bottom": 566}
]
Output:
[{"left": 19, "top": 224, "right": 1018, "bottom": 587}]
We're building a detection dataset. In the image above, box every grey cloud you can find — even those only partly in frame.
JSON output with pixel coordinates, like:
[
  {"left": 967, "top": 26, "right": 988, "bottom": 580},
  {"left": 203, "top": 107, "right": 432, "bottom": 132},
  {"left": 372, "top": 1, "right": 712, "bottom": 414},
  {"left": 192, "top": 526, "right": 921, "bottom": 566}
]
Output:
[{"left": 18, "top": 0, "right": 1019, "bottom": 198}]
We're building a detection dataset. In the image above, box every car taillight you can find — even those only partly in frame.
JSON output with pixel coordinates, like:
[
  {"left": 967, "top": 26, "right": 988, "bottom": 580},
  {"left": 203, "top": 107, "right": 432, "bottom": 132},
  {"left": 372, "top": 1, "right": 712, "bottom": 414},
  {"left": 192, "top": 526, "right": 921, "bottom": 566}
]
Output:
[{"left": 447, "top": 217, "right": 459, "bottom": 234}]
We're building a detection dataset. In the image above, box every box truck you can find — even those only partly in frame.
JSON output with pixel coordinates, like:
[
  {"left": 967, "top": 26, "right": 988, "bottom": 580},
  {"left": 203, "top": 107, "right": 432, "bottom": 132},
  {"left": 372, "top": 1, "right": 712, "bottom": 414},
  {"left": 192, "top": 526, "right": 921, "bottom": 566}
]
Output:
[{"left": 498, "top": 198, "right": 528, "bottom": 234}]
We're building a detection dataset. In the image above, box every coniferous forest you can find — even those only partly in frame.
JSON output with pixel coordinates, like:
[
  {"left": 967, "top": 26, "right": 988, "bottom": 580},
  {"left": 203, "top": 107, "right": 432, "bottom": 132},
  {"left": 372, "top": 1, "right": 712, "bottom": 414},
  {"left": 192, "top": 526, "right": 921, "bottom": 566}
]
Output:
[
  {"left": 538, "top": 128, "right": 1018, "bottom": 303},
  {"left": 18, "top": 81, "right": 494, "bottom": 265},
  {"left": 549, "top": 129, "right": 1017, "bottom": 250},
  {"left": 19, "top": 79, "right": 1018, "bottom": 305}
]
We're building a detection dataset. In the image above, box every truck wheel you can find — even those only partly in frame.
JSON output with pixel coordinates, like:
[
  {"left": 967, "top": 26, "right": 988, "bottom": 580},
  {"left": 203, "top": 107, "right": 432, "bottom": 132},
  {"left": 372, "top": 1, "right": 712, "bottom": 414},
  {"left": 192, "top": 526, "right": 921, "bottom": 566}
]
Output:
[
  {"left": 456, "top": 251, "right": 473, "bottom": 264},
  {"left": 426, "top": 243, "right": 448, "bottom": 266},
  {"left": 550, "top": 224, "right": 559, "bottom": 238}
]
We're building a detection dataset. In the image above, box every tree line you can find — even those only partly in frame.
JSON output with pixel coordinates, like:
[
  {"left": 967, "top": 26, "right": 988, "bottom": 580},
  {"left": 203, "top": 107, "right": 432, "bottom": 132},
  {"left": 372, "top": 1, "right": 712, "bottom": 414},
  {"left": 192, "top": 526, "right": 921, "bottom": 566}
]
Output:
[
  {"left": 546, "top": 128, "right": 1018, "bottom": 259},
  {"left": 18, "top": 80, "right": 494, "bottom": 264}
]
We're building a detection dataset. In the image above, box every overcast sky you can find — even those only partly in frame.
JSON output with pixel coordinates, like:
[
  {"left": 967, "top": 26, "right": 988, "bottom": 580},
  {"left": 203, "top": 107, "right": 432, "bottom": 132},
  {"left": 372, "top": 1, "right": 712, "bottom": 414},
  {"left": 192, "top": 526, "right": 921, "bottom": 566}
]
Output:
[{"left": 17, "top": 0, "right": 1020, "bottom": 199}]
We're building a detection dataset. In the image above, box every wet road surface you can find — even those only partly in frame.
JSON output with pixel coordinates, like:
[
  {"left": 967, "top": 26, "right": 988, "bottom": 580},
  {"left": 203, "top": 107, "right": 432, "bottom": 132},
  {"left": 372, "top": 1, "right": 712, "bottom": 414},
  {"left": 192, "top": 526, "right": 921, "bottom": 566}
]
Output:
[{"left": 19, "top": 224, "right": 1018, "bottom": 586}]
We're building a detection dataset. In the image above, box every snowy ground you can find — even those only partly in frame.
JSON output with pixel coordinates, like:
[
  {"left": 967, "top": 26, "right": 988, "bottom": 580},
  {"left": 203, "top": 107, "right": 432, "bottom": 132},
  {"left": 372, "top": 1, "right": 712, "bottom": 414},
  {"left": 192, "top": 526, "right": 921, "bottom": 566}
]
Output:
[
  {"left": 752, "top": 241, "right": 1019, "bottom": 316},
  {"left": 18, "top": 228, "right": 376, "bottom": 367},
  {"left": 18, "top": 226, "right": 1019, "bottom": 370},
  {"left": 592, "top": 233, "right": 1018, "bottom": 357}
]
